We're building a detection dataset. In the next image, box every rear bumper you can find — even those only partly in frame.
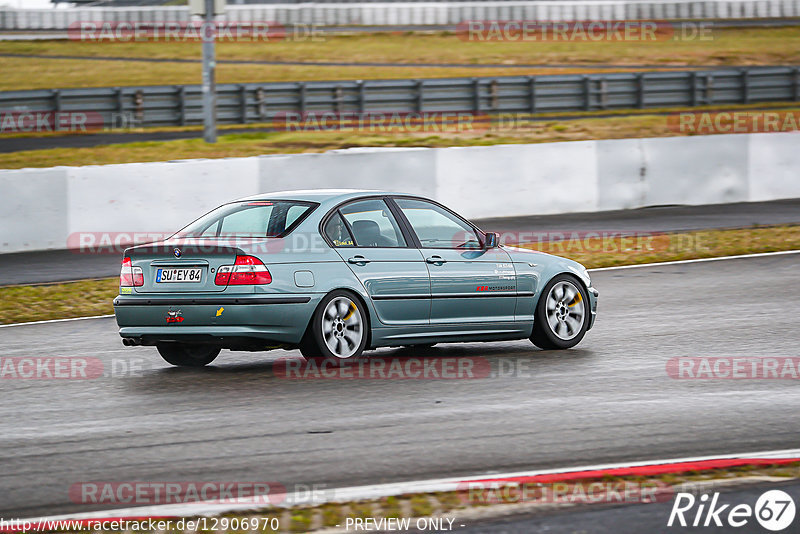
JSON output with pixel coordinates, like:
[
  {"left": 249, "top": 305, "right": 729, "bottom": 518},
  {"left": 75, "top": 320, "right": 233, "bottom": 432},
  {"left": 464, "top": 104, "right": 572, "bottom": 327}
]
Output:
[
  {"left": 114, "top": 296, "right": 312, "bottom": 306},
  {"left": 113, "top": 293, "right": 320, "bottom": 347}
]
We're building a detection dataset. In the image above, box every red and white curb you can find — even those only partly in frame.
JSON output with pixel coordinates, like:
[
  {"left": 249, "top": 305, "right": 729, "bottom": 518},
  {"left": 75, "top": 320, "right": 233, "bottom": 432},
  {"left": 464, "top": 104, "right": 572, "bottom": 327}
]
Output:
[{"left": 4, "top": 448, "right": 799, "bottom": 531}]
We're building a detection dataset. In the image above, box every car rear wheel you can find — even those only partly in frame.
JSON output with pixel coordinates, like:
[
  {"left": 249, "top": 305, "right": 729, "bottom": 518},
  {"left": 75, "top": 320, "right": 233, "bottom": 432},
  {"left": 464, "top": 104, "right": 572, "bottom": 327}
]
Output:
[
  {"left": 157, "top": 343, "right": 221, "bottom": 367},
  {"left": 300, "top": 290, "right": 368, "bottom": 364},
  {"left": 531, "top": 274, "right": 589, "bottom": 350}
]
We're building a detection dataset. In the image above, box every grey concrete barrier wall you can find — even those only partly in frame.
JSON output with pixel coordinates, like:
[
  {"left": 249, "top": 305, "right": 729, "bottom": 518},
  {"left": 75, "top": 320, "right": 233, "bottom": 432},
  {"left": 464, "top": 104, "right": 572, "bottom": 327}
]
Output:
[
  {"left": 258, "top": 148, "right": 438, "bottom": 198},
  {"left": 595, "top": 134, "right": 752, "bottom": 211},
  {"left": 67, "top": 157, "right": 260, "bottom": 236},
  {"left": 436, "top": 141, "right": 599, "bottom": 218},
  {"left": 748, "top": 133, "right": 800, "bottom": 202},
  {"left": 0, "top": 168, "right": 68, "bottom": 252},
  {"left": 0, "top": 132, "right": 797, "bottom": 253},
  {"left": 2, "top": 0, "right": 800, "bottom": 30}
]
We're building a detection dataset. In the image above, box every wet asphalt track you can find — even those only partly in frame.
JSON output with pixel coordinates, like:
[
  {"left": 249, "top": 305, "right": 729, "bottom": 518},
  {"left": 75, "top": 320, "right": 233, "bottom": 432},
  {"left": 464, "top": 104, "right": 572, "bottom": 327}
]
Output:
[{"left": 1, "top": 252, "right": 799, "bottom": 518}]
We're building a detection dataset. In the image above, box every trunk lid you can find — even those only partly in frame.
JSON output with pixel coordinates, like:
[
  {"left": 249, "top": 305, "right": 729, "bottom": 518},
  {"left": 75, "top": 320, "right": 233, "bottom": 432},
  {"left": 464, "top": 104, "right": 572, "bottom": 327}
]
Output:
[{"left": 128, "top": 239, "right": 245, "bottom": 294}]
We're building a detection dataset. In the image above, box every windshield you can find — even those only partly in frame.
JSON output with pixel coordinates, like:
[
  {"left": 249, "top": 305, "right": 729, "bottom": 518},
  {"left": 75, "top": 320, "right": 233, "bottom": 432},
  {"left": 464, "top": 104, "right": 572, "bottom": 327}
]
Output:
[{"left": 174, "top": 200, "right": 316, "bottom": 239}]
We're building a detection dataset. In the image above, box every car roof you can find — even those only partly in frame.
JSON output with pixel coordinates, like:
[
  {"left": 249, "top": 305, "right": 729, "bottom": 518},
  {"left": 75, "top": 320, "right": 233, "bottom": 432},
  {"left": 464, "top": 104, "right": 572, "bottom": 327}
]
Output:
[{"left": 237, "top": 189, "right": 412, "bottom": 204}]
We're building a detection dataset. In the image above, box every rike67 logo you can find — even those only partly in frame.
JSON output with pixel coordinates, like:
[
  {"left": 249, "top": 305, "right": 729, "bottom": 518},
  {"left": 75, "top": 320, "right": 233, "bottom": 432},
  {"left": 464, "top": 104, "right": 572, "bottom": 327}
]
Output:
[{"left": 668, "top": 489, "right": 796, "bottom": 531}]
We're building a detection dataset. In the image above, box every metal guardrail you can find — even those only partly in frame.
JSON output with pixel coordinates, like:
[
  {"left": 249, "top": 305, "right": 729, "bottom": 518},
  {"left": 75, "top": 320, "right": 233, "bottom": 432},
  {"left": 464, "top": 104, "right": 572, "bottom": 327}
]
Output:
[
  {"left": 0, "top": 67, "right": 798, "bottom": 130},
  {"left": 2, "top": 1, "right": 800, "bottom": 30}
]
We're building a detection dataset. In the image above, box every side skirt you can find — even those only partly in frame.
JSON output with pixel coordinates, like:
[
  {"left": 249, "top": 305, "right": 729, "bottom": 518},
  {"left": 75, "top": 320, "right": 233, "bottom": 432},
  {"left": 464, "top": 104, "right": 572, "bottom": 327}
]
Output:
[{"left": 369, "top": 322, "right": 533, "bottom": 348}]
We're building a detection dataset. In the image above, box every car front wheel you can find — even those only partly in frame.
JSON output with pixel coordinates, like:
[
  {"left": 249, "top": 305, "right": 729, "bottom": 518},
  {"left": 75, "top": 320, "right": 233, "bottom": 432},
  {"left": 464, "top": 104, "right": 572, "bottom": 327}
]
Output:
[
  {"left": 531, "top": 274, "right": 590, "bottom": 350},
  {"left": 300, "top": 290, "right": 368, "bottom": 364},
  {"left": 157, "top": 343, "right": 221, "bottom": 367}
]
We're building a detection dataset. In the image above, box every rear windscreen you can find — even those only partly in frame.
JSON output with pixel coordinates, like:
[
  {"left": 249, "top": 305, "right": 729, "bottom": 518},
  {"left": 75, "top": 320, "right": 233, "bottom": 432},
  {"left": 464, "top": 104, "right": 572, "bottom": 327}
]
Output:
[{"left": 174, "top": 200, "right": 316, "bottom": 239}]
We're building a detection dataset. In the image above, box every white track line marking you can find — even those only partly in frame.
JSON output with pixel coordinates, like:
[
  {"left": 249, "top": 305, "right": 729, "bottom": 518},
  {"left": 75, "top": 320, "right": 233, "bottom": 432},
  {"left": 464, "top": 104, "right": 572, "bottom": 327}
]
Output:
[
  {"left": 0, "top": 314, "right": 114, "bottom": 329},
  {"left": 18, "top": 448, "right": 800, "bottom": 523},
  {"left": 588, "top": 249, "right": 800, "bottom": 272},
  {"left": 1, "top": 249, "right": 798, "bottom": 328}
]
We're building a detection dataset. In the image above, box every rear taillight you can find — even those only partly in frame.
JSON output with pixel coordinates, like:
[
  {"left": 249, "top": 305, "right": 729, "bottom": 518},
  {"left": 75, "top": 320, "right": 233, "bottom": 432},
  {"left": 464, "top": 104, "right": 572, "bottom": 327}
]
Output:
[
  {"left": 120, "top": 257, "right": 144, "bottom": 287},
  {"left": 215, "top": 255, "right": 272, "bottom": 286}
]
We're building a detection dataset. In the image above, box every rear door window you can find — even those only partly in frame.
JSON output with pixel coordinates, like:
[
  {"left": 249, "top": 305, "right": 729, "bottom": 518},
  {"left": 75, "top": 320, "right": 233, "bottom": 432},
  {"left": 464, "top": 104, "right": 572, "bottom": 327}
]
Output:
[{"left": 339, "top": 199, "right": 407, "bottom": 248}]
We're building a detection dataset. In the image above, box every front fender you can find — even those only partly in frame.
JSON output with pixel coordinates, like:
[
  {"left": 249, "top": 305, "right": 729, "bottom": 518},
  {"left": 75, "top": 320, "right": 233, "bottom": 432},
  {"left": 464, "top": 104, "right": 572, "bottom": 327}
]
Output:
[{"left": 503, "top": 246, "right": 597, "bottom": 329}]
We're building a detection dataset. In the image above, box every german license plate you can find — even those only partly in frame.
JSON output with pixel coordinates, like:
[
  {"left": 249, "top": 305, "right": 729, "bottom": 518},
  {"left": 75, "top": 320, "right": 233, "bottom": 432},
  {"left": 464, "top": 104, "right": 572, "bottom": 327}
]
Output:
[{"left": 156, "top": 267, "right": 202, "bottom": 283}]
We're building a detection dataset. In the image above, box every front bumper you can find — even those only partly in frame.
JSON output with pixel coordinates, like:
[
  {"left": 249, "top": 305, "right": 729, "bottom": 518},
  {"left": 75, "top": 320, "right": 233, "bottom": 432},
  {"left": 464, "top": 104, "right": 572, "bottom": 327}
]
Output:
[
  {"left": 587, "top": 286, "right": 599, "bottom": 330},
  {"left": 113, "top": 293, "right": 320, "bottom": 347}
]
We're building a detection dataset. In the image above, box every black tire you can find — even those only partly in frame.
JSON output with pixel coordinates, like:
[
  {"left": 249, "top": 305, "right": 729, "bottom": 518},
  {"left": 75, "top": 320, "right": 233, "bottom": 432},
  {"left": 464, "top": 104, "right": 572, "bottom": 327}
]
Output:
[
  {"left": 531, "top": 274, "right": 590, "bottom": 350},
  {"left": 300, "top": 290, "right": 369, "bottom": 364},
  {"left": 157, "top": 343, "right": 220, "bottom": 367}
]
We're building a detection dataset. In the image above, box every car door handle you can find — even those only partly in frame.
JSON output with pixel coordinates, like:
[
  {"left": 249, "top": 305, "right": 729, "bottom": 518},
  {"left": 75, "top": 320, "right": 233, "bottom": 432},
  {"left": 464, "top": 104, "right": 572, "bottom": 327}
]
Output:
[
  {"left": 425, "top": 255, "right": 447, "bottom": 264},
  {"left": 347, "top": 255, "right": 371, "bottom": 264}
]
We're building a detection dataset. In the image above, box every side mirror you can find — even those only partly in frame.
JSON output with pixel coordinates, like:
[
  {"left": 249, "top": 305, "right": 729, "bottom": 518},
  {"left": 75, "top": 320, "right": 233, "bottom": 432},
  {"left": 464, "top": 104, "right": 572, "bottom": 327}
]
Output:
[{"left": 484, "top": 232, "right": 499, "bottom": 249}]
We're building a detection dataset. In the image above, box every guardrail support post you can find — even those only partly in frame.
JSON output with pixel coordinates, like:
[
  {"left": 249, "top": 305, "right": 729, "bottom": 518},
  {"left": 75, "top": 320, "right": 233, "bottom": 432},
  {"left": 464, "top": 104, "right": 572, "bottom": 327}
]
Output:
[
  {"left": 472, "top": 78, "right": 480, "bottom": 112},
  {"left": 690, "top": 72, "right": 697, "bottom": 107},
  {"left": 334, "top": 85, "right": 343, "bottom": 113},
  {"left": 794, "top": 68, "right": 800, "bottom": 101},
  {"left": 51, "top": 89, "right": 61, "bottom": 131},
  {"left": 583, "top": 76, "right": 591, "bottom": 111},
  {"left": 357, "top": 80, "right": 365, "bottom": 114},
  {"left": 178, "top": 86, "right": 186, "bottom": 126},
  {"left": 599, "top": 79, "right": 608, "bottom": 110},
  {"left": 705, "top": 74, "right": 714, "bottom": 105},
  {"left": 52, "top": 89, "right": 60, "bottom": 113},
  {"left": 741, "top": 69, "right": 749, "bottom": 104},
  {"left": 489, "top": 79, "right": 498, "bottom": 111},
  {"left": 298, "top": 82, "right": 306, "bottom": 115},
  {"left": 528, "top": 76, "right": 536, "bottom": 114},
  {"left": 416, "top": 79, "right": 424, "bottom": 112},
  {"left": 115, "top": 87, "right": 124, "bottom": 115},
  {"left": 637, "top": 73, "right": 645, "bottom": 108},
  {"left": 134, "top": 90, "right": 144, "bottom": 125},
  {"left": 239, "top": 84, "right": 247, "bottom": 124},
  {"left": 111, "top": 87, "right": 125, "bottom": 131},
  {"left": 256, "top": 88, "right": 266, "bottom": 122}
]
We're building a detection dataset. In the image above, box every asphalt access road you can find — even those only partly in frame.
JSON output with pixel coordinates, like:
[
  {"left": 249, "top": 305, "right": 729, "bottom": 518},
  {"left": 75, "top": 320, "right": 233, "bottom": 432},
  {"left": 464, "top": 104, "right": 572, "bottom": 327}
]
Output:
[
  {"left": 1, "top": 198, "right": 798, "bottom": 286},
  {"left": 1, "top": 253, "right": 799, "bottom": 518}
]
